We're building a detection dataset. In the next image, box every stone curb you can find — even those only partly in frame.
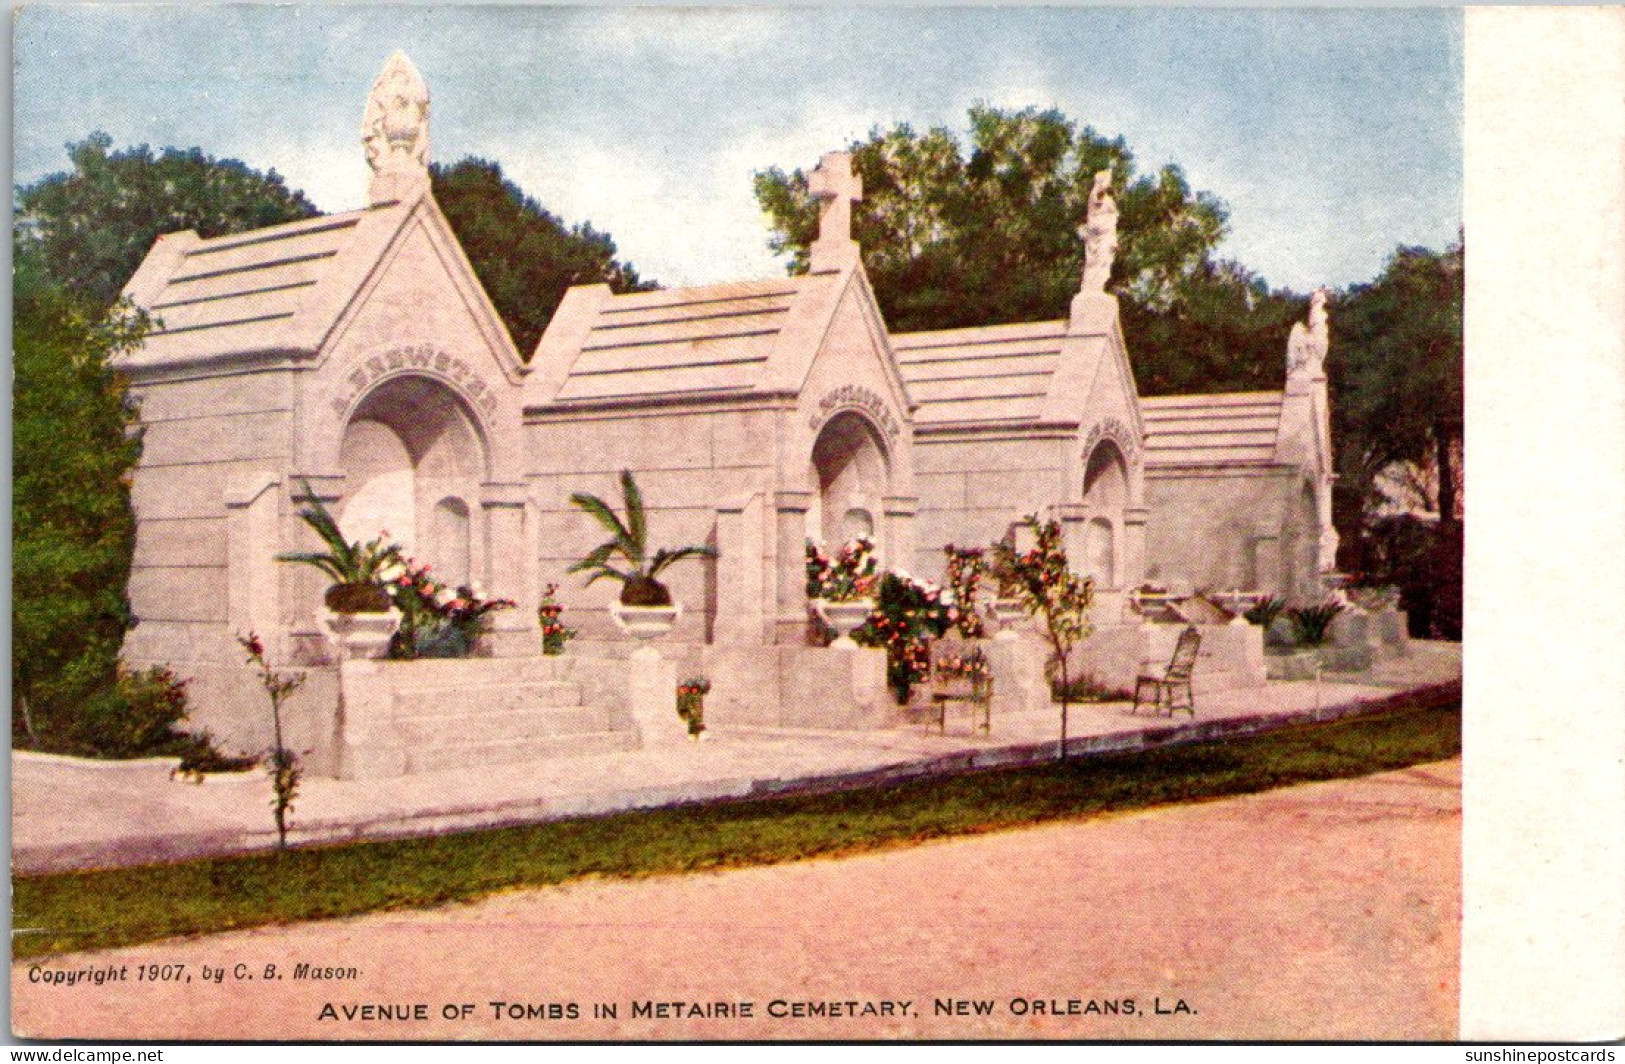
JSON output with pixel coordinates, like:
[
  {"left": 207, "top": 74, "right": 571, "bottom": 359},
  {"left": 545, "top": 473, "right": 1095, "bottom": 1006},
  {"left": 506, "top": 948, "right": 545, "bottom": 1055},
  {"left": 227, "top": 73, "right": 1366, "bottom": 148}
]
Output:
[{"left": 12, "top": 680, "right": 1460, "bottom": 876}]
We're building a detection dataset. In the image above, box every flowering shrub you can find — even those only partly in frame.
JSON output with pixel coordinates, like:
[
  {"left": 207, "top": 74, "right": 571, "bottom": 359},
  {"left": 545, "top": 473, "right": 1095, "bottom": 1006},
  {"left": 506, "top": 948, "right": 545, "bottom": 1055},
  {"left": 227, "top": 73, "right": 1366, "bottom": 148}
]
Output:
[
  {"left": 537, "top": 583, "right": 576, "bottom": 656},
  {"left": 989, "top": 515, "right": 1094, "bottom": 758},
  {"left": 387, "top": 559, "right": 515, "bottom": 659},
  {"left": 676, "top": 676, "right": 710, "bottom": 737},
  {"left": 942, "top": 545, "right": 989, "bottom": 638},
  {"left": 853, "top": 571, "right": 955, "bottom": 702},
  {"left": 238, "top": 632, "right": 305, "bottom": 852},
  {"left": 805, "top": 537, "right": 879, "bottom": 603}
]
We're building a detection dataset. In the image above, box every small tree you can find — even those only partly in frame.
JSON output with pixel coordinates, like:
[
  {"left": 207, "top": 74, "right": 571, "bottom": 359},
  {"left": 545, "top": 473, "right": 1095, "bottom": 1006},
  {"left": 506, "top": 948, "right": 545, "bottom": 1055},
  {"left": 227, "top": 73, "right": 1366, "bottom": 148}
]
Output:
[
  {"left": 238, "top": 633, "right": 304, "bottom": 851},
  {"left": 989, "top": 516, "right": 1094, "bottom": 760}
]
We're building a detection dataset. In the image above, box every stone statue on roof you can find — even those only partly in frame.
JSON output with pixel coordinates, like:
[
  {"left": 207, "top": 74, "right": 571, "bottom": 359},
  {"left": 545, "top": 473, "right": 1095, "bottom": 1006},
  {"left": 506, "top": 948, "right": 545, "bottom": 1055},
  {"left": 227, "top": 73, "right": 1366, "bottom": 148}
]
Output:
[
  {"left": 1078, "top": 170, "right": 1119, "bottom": 294},
  {"left": 1287, "top": 289, "right": 1331, "bottom": 377},
  {"left": 362, "top": 51, "right": 431, "bottom": 204}
]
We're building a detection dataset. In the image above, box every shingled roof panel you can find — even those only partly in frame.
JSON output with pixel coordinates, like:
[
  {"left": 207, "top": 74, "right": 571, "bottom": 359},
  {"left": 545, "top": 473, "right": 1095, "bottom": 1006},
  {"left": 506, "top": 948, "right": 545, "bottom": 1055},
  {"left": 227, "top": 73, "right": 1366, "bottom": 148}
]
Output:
[{"left": 1141, "top": 391, "right": 1285, "bottom": 466}]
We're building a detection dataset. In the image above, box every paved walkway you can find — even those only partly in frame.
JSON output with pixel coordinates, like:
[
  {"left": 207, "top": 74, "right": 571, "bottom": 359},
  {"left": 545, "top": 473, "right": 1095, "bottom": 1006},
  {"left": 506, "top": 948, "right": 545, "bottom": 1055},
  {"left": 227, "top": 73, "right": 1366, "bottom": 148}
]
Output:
[
  {"left": 10, "top": 643, "right": 1460, "bottom": 875},
  {"left": 11, "top": 759, "right": 1462, "bottom": 1041}
]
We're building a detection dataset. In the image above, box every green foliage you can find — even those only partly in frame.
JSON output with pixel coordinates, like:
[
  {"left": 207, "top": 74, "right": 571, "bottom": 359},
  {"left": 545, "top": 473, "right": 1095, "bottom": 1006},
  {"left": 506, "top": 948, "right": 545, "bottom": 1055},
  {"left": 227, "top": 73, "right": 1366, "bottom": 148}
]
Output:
[
  {"left": 16, "top": 132, "right": 319, "bottom": 312},
  {"left": 568, "top": 470, "right": 717, "bottom": 605},
  {"left": 989, "top": 516, "right": 1094, "bottom": 757},
  {"left": 1244, "top": 594, "right": 1289, "bottom": 629},
  {"left": 12, "top": 244, "right": 153, "bottom": 751},
  {"left": 677, "top": 677, "right": 710, "bottom": 737},
  {"left": 431, "top": 158, "right": 656, "bottom": 356},
  {"left": 277, "top": 479, "right": 404, "bottom": 588},
  {"left": 1331, "top": 243, "right": 1463, "bottom": 638},
  {"left": 1287, "top": 601, "right": 1346, "bottom": 648},
  {"left": 537, "top": 584, "right": 577, "bottom": 656},
  {"left": 238, "top": 634, "right": 305, "bottom": 851},
  {"left": 14, "top": 686, "right": 1459, "bottom": 959},
  {"left": 753, "top": 105, "right": 1303, "bottom": 394},
  {"left": 852, "top": 573, "right": 955, "bottom": 702}
]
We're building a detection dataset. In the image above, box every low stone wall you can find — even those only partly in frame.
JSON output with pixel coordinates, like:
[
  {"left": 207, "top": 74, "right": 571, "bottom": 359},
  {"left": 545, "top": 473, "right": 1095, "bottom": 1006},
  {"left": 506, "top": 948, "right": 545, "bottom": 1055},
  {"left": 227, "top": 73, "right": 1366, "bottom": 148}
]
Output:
[
  {"left": 1071, "top": 620, "right": 1266, "bottom": 695},
  {"left": 126, "top": 658, "right": 344, "bottom": 777}
]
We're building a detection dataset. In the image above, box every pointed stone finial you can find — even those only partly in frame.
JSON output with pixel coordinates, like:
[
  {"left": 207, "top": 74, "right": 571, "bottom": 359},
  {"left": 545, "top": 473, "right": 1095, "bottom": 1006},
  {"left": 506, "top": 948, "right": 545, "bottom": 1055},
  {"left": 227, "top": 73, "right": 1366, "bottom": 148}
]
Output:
[
  {"left": 807, "top": 151, "right": 863, "bottom": 273},
  {"left": 362, "top": 51, "right": 431, "bottom": 205},
  {"left": 1078, "top": 170, "right": 1119, "bottom": 294},
  {"left": 1287, "top": 288, "right": 1331, "bottom": 379}
]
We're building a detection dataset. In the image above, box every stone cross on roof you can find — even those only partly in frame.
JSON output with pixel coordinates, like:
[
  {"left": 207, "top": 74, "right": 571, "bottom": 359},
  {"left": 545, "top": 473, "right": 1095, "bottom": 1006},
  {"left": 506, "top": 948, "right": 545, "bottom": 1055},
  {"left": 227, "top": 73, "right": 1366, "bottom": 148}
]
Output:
[
  {"left": 808, "top": 151, "right": 863, "bottom": 273},
  {"left": 362, "top": 50, "right": 431, "bottom": 206}
]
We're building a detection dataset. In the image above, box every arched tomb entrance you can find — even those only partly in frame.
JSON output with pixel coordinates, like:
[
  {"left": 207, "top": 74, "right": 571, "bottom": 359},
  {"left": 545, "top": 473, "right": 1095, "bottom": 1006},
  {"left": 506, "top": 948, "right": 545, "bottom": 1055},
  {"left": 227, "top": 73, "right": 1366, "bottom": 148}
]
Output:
[
  {"left": 338, "top": 374, "right": 487, "bottom": 587},
  {"left": 808, "top": 410, "right": 890, "bottom": 554}
]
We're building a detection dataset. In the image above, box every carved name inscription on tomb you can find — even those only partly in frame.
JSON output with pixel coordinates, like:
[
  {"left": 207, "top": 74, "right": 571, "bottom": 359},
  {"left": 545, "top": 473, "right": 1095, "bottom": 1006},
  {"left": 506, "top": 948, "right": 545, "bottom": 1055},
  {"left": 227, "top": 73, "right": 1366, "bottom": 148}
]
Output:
[
  {"left": 809, "top": 384, "right": 901, "bottom": 440},
  {"left": 1083, "top": 416, "right": 1140, "bottom": 464},
  {"left": 330, "top": 343, "right": 500, "bottom": 419}
]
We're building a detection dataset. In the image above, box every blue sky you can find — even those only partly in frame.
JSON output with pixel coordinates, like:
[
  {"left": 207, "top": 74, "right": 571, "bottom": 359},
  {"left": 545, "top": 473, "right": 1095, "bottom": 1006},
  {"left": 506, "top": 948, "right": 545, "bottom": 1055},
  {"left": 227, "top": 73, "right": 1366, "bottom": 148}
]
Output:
[{"left": 13, "top": 6, "right": 1462, "bottom": 292}]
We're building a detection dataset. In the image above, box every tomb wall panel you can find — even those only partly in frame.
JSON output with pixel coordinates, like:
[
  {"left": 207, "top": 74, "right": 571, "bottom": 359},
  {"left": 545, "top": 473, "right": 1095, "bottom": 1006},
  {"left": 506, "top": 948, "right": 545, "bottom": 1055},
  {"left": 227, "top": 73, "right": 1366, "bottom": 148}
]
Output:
[
  {"left": 130, "top": 459, "right": 283, "bottom": 521},
  {"left": 913, "top": 437, "right": 1064, "bottom": 474},
  {"left": 133, "top": 517, "right": 228, "bottom": 568},
  {"left": 914, "top": 470, "right": 968, "bottom": 509},
  {"left": 964, "top": 468, "right": 1067, "bottom": 510},
  {"left": 529, "top": 467, "right": 762, "bottom": 513},
  {"left": 525, "top": 413, "right": 722, "bottom": 474},
  {"left": 137, "top": 409, "right": 293, "bottom": 467},
  {"left": 127, "top": 566, "right": 229, "bottom": 623},
  {"left": 1144, "top": 473, "right": 1294, "bottom": 591},
  {"left": 130, "top": 371, "right": 294, "bottom": 423}
]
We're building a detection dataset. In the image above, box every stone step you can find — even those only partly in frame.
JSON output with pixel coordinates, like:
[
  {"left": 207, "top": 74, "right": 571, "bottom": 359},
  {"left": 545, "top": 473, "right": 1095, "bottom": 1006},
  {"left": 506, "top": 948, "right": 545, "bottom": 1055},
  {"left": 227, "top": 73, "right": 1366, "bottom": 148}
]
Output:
[
  {"left": 392, "top": 680, "right": 583, "bottom": 718},
  {"left": 394, "top": 704, "right": 615, "bottom": 746},
  {"left": 379, "top": 657, "right": 568, "bottom": 688},
  {"left": 402, "top": 730, "right": 639, "bottom": 774}
]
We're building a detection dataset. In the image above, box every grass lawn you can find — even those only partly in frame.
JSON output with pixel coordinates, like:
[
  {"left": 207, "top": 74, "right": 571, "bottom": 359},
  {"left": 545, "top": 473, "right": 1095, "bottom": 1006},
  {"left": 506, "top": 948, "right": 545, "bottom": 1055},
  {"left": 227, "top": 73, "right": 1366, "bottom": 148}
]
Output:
[{"left": 13, "top": 684, "right": 1459, "bottom": 961}]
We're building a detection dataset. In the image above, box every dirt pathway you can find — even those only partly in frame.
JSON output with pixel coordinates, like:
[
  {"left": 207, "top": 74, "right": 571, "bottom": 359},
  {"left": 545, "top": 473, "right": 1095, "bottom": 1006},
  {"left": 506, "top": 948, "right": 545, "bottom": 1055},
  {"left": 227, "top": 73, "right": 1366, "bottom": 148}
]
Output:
[{"left": 12, "top": 759, "right": 1460, "bottom": 1041}]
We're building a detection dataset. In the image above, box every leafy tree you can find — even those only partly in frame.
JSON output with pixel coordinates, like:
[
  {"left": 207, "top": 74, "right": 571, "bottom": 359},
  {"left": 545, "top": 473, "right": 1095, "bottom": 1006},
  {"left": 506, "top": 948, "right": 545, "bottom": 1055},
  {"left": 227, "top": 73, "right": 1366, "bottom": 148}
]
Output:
[
  {"left": 12, "top": 242, "right": 148, "bottom": 747},
  {"left": 755, "top": 104, "right": 1303, "bottom": 394},
  {"left": 1330, "top": 242, "right": 1464, "bottom": 637},
  {"left": 431, "top": 158, "right": 656, "bottom": 356},
  {"left": 1332, "top": 243, "right": 1464, "bottom": 526},
  {"left": 15, "top": 132, "right": 320, "bottom": 312}
]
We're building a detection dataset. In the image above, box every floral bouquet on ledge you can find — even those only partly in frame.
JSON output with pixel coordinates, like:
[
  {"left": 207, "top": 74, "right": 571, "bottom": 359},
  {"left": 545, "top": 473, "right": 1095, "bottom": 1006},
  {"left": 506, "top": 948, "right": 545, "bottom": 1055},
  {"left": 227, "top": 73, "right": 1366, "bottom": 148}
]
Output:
[
  {"left": 676, "top": 676, "right": 710, "bottom": 737},
  {"left": 805, "top": 537, "right": 880, "bottom": 603},
  {"left": 388, "top": 560, "right": 515, "bottom": 659}
]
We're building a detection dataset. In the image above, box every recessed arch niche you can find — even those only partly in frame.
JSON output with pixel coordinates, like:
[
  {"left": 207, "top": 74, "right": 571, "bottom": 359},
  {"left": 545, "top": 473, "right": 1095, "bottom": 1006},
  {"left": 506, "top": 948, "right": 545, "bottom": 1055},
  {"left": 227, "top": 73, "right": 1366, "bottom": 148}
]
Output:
[
  {"left": 1082, "top": 439, "right": 1130, "bottom": 588},
  {"left": 337, "top": 374, "right": 486, "bottom": 587},
  {"left": 808, "top": 411, "right": 891, "bottom": 552}
]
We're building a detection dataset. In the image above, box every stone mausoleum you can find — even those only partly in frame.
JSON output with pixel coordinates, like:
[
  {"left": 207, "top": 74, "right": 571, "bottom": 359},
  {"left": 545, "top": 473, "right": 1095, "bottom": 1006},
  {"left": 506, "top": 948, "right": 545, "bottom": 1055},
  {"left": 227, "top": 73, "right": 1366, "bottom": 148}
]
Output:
[{"left": 115, "top": 54, "right": 1341, "bottom": 777}]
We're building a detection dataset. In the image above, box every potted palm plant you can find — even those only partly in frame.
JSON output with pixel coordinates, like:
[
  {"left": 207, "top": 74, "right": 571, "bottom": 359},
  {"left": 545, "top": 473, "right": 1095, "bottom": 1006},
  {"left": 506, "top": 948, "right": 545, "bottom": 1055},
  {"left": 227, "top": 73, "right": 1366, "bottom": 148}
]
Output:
[
  {"left": 277, "top": 480, "right": 404, "bottom": 659},
  {"left": 569, "top": 470, "right": 717, "bottom": 644}
]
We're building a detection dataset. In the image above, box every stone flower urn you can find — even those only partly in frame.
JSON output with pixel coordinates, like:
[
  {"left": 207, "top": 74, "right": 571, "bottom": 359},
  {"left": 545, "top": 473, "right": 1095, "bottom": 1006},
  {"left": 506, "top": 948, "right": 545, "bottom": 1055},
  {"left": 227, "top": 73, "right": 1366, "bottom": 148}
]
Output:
[
  {"left": 611, "top": 601, "right": 682, "bottom": 659},
  {"left": 814, "top": 598, "right": 875, "bottom": 650},
  {"left": 316, "top": 606, "right": 401, "bottom": 661},
  {"left": 987, "top": 598, "right": 1028, "bottom": 641}
]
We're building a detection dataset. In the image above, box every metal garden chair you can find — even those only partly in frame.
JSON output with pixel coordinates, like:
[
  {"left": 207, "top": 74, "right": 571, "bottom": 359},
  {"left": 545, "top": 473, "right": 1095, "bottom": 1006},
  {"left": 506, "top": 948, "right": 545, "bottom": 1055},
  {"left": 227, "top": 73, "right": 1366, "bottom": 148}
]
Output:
[{"left": 1133, "top": 625, "right": 1201, "bottom": 717}]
